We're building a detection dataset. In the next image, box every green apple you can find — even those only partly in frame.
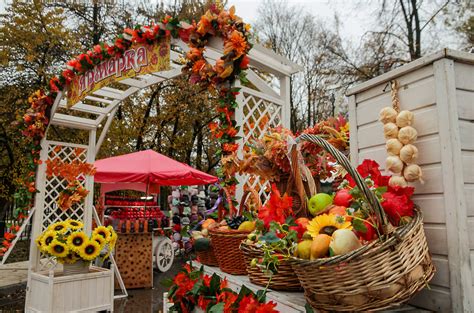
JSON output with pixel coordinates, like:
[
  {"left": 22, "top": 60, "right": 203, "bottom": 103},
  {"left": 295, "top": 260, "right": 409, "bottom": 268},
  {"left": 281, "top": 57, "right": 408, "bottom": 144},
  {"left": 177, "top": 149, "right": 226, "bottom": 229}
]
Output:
[{"left": 308, "top": 193, "right": 333, "bottom": 216}]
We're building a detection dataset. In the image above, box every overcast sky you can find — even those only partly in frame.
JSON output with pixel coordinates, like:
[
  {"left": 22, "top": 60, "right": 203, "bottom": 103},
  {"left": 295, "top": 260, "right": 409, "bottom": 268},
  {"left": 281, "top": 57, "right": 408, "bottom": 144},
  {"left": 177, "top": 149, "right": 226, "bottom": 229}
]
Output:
[{"left": 227, "top": 0, "right": 375, "bottom": 41}]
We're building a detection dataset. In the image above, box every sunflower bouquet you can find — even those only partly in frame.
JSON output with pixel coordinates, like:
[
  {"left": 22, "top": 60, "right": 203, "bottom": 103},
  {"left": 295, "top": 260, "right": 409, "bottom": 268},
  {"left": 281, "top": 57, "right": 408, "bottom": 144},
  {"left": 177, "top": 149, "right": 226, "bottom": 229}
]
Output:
[{"left": 35, "top": 219, "right": 117, "bottom": 265}]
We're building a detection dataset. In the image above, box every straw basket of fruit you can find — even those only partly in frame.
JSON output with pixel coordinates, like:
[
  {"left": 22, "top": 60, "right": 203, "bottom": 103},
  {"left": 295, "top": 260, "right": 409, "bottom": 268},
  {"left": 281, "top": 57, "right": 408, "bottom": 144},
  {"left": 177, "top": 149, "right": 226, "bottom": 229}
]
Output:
[
  {"left": 289, "top": 134, "right": 435, "bottom": 312},
  {"left": 208, "top": 190, "right": 260, "bottom": 275}
]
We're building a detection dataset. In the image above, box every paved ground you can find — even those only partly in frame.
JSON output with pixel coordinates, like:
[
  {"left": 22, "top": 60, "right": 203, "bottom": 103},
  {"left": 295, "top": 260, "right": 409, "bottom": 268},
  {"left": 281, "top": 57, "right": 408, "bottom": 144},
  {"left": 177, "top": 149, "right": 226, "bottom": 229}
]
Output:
[{"left": 114, "top": 258, "right": 185, "bottom": 313}]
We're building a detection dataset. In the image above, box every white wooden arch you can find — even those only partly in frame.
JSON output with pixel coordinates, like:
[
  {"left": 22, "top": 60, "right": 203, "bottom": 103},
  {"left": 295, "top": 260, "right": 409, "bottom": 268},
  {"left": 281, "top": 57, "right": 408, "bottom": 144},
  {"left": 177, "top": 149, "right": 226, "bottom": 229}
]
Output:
[{"left": 26, "top": 36, "right": 301, "bottom": 295}]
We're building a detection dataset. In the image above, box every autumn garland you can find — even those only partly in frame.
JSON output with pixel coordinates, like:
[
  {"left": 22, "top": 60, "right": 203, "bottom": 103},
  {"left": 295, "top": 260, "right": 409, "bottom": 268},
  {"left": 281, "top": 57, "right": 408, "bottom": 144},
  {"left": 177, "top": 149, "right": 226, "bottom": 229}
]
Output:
[{"left": 2, "top": 5, "right": 251, "bottom": 256}]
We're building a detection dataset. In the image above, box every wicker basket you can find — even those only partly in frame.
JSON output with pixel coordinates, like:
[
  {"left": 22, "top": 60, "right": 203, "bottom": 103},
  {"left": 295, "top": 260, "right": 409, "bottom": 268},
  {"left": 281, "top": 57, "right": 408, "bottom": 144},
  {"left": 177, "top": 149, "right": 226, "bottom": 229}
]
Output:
[
  {"left": 208, "top": 190, "right": 261, "bottom": 275},
  {"left": 290, "top": 133, "right": 435, "bottom": 312},
  {"left": 240, "top": 241, "right": 301, "bottom": 291},
  {"left": 208, "top": 228, "right": 249, "bottom": 275},
  {"left": 195, "top": 246, "right": 219, "bottom": 267}
]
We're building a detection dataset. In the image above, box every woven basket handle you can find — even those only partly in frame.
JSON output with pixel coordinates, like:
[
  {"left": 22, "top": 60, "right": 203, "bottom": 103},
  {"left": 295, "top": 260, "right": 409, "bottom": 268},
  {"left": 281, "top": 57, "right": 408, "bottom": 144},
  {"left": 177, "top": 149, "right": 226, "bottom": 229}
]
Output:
[
  {"left": 238, "top": 188, "right": 262, "bottom": 216},
  {"left": 296, "top": 133, "right": 390, "bottom": 230},
  {"left": 286, "top": 142, "right": 318, "bottom": 216}
]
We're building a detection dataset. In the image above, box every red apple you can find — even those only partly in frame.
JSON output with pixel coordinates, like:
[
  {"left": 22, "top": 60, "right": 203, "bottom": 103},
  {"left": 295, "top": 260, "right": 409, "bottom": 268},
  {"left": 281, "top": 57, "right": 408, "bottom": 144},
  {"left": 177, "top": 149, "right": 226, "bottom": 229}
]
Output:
[{"left": 334, "top": 189, "right": 353, "bottom": 207}]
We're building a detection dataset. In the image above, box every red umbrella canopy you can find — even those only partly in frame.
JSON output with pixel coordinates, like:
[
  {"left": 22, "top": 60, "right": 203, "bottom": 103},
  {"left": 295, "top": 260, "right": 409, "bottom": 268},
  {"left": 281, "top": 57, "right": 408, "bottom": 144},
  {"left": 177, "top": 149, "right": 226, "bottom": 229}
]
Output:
[{"left": 94, "top": 150, "right": 218, "bottom": 186}]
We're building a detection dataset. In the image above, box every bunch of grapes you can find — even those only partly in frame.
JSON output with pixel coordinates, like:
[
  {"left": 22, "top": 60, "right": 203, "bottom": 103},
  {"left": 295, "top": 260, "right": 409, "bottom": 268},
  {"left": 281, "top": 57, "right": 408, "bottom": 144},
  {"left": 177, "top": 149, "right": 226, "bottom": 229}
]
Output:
[{"left": 225, "top": 215, "right": 248, "bottom": 229}]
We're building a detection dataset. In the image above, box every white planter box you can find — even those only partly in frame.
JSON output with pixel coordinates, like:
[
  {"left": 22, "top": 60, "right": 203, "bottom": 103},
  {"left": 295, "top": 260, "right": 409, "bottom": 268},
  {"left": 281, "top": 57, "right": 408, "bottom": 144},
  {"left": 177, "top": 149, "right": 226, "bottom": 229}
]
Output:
[
  {"left": 26, "top": 266, "right": 114, "bottom": 313},
  {"left": 346, "top": 49, "right": 474, "bottom": 312}
]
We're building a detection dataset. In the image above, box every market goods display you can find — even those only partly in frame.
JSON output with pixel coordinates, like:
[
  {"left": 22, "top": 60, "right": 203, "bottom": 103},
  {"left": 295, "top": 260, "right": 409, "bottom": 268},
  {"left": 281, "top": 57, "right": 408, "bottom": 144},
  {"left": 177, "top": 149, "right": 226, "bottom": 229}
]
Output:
[
  {"left": 35, "top": 220, "right": 117, "bottom": 275},
  {"left": 165, "top": 263, "right": 278, "bottom": 313},
  {"left": 109, "top": 207, "right": 167, "bottom": 233},
  {"left": 287, "top": 134, "right": 434, "bottom": 311},
  {"left": 380, "top": 80, "right": 423, "bottom": 185}
]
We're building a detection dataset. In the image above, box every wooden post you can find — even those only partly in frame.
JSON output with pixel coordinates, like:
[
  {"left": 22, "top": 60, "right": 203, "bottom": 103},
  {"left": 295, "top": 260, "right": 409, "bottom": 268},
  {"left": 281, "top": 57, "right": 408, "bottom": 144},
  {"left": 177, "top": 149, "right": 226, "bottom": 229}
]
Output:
[
  {"left": 84, "top": 129, "right": 96, "bottom": 235},
  {"left": 433, "top": 58, "right": 473, "bottom": 312},
  {"left": 348, "top": 95, "right": 359, "bottom": 167},
  {"left": 279, "top": 75, "right": 291, "bottom": 129}
]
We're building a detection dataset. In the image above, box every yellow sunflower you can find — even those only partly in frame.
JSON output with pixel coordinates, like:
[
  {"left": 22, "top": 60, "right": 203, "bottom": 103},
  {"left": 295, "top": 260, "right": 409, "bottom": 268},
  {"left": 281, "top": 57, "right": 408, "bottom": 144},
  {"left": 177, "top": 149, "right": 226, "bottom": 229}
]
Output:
[
  {"left": 108, "top": 230, "right": 118, "bottom": 250},
  {"left": 66, "top": 220, "right": 83, "bottom": 230},
  {"left": 40, "top": 230, "right": 57, "bottom": 249},
  {"left": 62, "top": 252, "right": 80, "bottom": 264},
  {"left": 78, "top": 241, "right": 101, "bottom": 261},
  {"left": 92, "top": 234, "right": 106, "bottom": 248},
  {"left": 92, "top": 226, "right": 111, "bottom": 241},
  {"left": 48, "top": 221, "right": 68, "bottom": 234},
  {"left": 67, "top": 231, "right": 88, "bottom": 251},
  {"left": 35, "top": 234, "right": 44, "bottom": 251},
  {"left": 307, "top": 214, "right": 352, "bottom": 238},
  {"left": 48, "top": 239, "right": 69, "bottom": 258}
]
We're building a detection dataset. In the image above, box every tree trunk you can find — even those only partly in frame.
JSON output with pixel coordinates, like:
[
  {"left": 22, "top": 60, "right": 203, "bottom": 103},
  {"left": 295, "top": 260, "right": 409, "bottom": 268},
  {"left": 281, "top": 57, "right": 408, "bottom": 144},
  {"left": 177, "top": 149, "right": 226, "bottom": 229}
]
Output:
[
  {"left": 195, "top": 128, "right": 203, "bottom": 170},
  {"left": 167, "top": 116, "right": 180, "bottom": 158},
  {"left": 92, "top": 2, "right": 100, "bottom": 45},
  {"left": 411, "top": 0, "right": 422, "bottom": 59},
  {"left": 290, "top": 75, "right": 297, "bottom": 132}
]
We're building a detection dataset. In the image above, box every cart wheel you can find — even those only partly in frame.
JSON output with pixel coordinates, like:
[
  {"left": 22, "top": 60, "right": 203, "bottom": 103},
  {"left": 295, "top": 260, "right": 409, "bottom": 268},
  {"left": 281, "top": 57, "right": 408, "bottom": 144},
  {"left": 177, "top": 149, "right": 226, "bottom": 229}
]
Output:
[{"left": 155, "top": 237, "right": 174, "bottom": 272}]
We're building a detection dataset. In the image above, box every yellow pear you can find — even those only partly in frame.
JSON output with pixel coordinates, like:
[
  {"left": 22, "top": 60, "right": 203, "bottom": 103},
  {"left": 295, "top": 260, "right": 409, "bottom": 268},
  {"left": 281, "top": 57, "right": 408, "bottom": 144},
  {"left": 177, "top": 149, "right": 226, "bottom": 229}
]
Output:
[
  {"left": 238, "top": 221, "right": 256, "bottom": 232},
  {"left": 310, "top": 234, "right": 331, "bottom": 260},
  {"left": 296, "top": 240, "right": 312, "bottom": 260}
]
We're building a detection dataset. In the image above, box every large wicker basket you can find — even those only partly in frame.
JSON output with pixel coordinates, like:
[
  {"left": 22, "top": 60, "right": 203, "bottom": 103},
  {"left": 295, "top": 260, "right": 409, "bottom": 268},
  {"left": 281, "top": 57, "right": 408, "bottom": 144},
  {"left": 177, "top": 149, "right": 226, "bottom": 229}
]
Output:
[
  {"left": 208, "top": 190, "right": 261, "bottom": 275},
  {"left": 208, "top": 228, "right": 249, "bottom": 275},
  {"left": 240, "top": 241, "right": 301, "bottom": 291},
  {"left": 290, "top": 134, "right": 435, "bottom": 312}
]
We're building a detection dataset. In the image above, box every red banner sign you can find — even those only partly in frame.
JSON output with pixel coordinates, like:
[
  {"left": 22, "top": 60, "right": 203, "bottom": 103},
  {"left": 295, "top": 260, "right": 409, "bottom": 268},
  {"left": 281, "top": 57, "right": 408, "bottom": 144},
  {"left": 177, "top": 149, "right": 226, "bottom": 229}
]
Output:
[{"left": 67, "top": 39, "right": 170, "bottom": 106}]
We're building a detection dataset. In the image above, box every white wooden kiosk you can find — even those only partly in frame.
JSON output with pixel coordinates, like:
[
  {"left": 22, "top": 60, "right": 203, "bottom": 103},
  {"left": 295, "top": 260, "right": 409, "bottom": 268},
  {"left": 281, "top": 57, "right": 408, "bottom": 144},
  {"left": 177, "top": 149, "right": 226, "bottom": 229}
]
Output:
[
  {"left": 21, "top": 30, "right": 300, "bottom": 312},
  {"left": 346, "top": 49, "right": 474, "bottom": 312}
]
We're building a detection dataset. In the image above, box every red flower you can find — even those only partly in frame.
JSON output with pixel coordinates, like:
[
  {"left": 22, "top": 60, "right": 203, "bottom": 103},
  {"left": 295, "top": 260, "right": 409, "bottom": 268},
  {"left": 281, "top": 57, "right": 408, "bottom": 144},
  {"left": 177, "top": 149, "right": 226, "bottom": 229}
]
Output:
[
  {"left": 345, "top": 159, "right": 389, "bottom": 187},
  {"left": 226, "top": 127, "right": 238, "bottom": 137},
  {"left": 381, "top": 186, "right": 415, "bottom": 225},
  {"left": 240, "top": 55, "right": 250, "bottom": 69},
  {"left": 3, "top": 232, "right": 15, "bottom": 241},
  {"left": 256, "top": 302, "right": 278, "bottom": 313},
  {"left": 208, "top": 122, "right": 219, "bottom": 133},
  {"left": 238, "top": 295, "right": 259, "bottom": 313},
  {"left": 67, "top": 59, "right": 81, "bottom": 72},
  {"left": 258, "top": 184, "right": 293, "bottom": 228},
  {"left": 198, "top": 295, "right": 211, "bottom": 310},
  {"left": 178, "top": 28, "right": 191, "bottom": 42},
  {"left": 61, "top": 69, "right": 75, "bottom": 84},
  {"left": 223, "top": 143, "right": 238, "bottom": 153},
  {"left": 220, "top": 277, "right": 228, "bottom": 289},
  {"left": 202, "top": 274, "right": 211, "bottom": 287},
  {"left": 49, "top": 77, "right": 60, "bottom": 93}
]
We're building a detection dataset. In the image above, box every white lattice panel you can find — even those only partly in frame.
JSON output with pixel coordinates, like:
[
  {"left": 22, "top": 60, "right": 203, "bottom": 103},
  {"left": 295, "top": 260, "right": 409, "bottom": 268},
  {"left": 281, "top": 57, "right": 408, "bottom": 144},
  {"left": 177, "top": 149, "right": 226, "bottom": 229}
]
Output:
[
  {"left": 239, "top": 90, "right": 282, "bottom": 202},
  {"left": 42, "top": 143, "right": 88, "bottom": 231}
]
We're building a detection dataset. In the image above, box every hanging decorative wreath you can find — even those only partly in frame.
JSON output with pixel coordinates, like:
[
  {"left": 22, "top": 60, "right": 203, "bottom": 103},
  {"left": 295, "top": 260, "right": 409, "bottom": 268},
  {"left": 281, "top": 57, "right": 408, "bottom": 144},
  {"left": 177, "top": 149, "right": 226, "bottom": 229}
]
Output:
[{"left": 2, "top": 3, "right": 251, "bottom": 256}]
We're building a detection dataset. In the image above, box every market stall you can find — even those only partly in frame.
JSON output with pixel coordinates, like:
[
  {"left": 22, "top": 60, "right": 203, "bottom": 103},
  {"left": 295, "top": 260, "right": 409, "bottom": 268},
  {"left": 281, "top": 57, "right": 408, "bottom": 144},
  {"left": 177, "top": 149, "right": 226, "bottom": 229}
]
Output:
[{"left": 94, "top": 149, "right": 217, "bottom": 288}]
